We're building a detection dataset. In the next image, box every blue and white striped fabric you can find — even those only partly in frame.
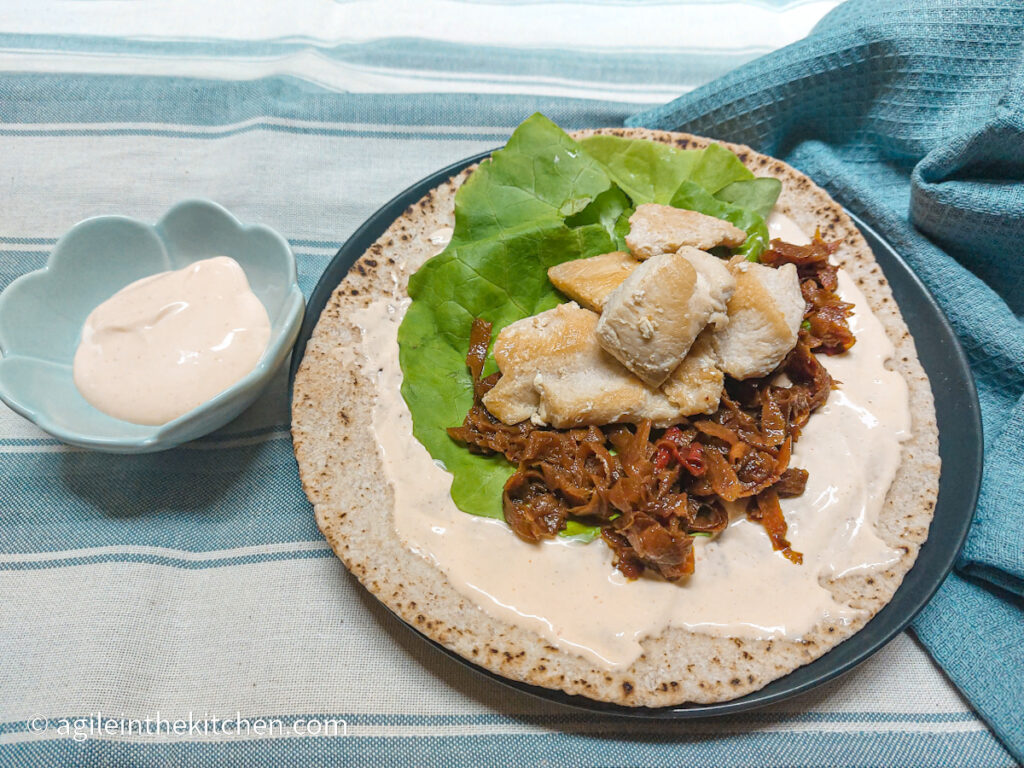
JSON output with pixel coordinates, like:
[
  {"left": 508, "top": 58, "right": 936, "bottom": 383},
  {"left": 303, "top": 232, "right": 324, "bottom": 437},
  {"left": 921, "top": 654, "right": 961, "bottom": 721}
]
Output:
[{"left": 0, "top": 2, "right": 1016, "bottom": 766}]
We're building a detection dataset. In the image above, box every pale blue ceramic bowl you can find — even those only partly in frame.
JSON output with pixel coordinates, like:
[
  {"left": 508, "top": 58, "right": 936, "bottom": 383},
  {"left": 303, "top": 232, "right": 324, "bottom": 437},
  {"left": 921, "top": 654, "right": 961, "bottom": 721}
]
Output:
[{"left": 0, "top": 199, "right": 305, "bottom": 453}]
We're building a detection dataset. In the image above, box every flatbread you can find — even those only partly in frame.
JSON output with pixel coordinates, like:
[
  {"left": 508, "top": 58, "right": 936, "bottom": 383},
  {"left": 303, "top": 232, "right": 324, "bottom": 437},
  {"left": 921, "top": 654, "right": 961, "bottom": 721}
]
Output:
[{"left": 291, "top": 128, "right": 940, "bottom": 706}]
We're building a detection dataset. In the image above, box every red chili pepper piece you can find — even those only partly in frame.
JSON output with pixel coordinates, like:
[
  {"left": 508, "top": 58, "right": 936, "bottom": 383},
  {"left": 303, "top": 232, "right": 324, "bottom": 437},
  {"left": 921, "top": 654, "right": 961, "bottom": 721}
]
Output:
[
  {"left": 654, "top": 447, "right": 672, "bottom": 470},
  {"left": 682, "top": 442, "right": 706, "bottom": 476},
  {"left": 652, "top": 428, "right": 705, "bottom": 477}
]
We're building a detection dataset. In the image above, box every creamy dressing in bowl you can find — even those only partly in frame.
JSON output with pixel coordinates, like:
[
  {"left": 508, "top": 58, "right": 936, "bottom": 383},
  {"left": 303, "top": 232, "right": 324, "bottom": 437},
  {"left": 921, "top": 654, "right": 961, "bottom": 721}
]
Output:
[{"left": 73, "top": 256, "right": 271, "bottom": 426}]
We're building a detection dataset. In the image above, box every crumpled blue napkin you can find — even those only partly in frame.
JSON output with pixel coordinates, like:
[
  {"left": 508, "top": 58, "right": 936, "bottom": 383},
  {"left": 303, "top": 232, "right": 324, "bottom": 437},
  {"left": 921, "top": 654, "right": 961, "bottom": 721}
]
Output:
[{"left": 628, "top": 0, "right": 1024, "bottom": 760}]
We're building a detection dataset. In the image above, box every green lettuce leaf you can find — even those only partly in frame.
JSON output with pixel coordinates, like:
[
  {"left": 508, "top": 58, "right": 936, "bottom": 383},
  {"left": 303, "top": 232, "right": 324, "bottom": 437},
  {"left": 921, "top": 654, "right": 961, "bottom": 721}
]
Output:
[
  {"left": 452, "top": 116, "right": 613, "bottom": 240},
  {"left": 561, "top": 520, "right": 603, "bottom": 542},
  {"left": 670, "top": 180, "right": 771, "bottom": 261},
  {"left": 399, "top": 113, "right": 618, "bottom": 520},
  {"left": 580, "top": 134, "right": 774, "bottom": 259},
  {"left": 565, "top": 184, "right": 633, "bottom": 251},
  {"left": 578, "top": 134, "right": 699, "bottom": 204},
  {"left": 688, "top": 142, "right": 755, "bottom": 193},
  {"left": 715, "top": 177, "right": 782, "bottom": 219},
  {"left": 398, "top": 114, "right": 782, "bottom": 523}
]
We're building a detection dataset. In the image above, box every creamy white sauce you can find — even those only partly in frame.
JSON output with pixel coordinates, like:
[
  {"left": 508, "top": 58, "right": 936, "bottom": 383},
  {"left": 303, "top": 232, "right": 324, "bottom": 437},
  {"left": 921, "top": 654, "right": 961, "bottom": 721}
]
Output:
[
  {"left": 428, "top": 227, "right": 454, "bottom": 247},
  {"left": 73, "top": 256, "right": 271, "bottom": 425},
  {"left": 766, "top": 210, "right": 809, "bottom": 244},
  {"left": 353, "top": 215, "right": 909, "bottom": 669}
]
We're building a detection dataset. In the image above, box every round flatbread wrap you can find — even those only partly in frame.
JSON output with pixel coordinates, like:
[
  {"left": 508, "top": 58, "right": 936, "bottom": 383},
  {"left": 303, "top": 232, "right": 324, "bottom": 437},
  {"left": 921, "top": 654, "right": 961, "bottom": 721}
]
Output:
[{"left": 291, "top": 128, "right": 941, "bottom": 706}]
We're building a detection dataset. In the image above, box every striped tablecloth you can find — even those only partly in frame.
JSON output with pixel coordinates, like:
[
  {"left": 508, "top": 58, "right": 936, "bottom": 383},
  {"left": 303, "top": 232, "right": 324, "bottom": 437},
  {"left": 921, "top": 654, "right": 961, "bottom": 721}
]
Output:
[{"left": 0, "top": 2, "right": 1015, "bottom": 766}]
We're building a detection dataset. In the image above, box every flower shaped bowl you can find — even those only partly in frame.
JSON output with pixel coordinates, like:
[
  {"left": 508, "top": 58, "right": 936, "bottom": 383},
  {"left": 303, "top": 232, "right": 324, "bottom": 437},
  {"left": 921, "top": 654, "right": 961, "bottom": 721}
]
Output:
[{"left": 0, "top": 199, "right": 305, "bottom": 453}]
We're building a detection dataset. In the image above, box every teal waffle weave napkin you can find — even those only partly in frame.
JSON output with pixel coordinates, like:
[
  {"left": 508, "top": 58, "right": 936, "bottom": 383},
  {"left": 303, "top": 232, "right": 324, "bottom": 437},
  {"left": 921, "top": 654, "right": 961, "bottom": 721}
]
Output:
[{"left": 629, "top": 0, "right": 1024, "bottom": 760}]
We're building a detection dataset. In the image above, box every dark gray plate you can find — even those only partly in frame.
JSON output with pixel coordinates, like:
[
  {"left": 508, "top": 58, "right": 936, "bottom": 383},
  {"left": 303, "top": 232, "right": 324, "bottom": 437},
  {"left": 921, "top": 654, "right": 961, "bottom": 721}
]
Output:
[{"left": 290, "top": 150, "right": 981, "bottom": 717}]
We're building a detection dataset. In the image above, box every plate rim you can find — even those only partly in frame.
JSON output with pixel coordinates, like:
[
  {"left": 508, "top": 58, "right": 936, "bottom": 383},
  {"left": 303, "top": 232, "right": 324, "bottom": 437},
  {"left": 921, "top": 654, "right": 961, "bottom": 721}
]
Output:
[{"left": 289, "top": 148, "right": 982, "bottom": 718}]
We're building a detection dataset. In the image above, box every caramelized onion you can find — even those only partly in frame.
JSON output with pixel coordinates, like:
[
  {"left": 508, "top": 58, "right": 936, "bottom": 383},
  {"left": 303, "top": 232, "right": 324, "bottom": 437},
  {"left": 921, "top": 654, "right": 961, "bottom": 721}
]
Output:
[
  {"left": 448, "top": 235, "right": 852, "bottom": 580},
  {"left": 748, "top": 490, "right": 803, "bottom": 565},
  {"left": 762, "top": 232, "right": 855, "bottom": 354},
  {"left": 503, "top": 470, "right": 567, "bottom": 543}
]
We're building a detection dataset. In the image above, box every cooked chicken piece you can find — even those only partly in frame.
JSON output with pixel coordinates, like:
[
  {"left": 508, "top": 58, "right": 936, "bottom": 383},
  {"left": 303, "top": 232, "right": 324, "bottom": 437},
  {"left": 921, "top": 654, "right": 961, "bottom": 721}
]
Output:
[
  {"left": 596, "top": 248, "right": 734, "bottom": 388},
  {"left": 660, "top": 329, "right": 724, "bottom": 415},
  {"left": 625, "top": 203, "right": 747, "bottom": 260},
  {"left": 482, "top": 302, "right": 685, "bottom": 429},
  {"left": 714, "top": 261, "right": 804, "bottom": 380},
  {"left": 547, "top": 251, "right": 638, "bottom": 312},
  {"left": 677, "top": 247, "right": 734, "bottom": 329}
]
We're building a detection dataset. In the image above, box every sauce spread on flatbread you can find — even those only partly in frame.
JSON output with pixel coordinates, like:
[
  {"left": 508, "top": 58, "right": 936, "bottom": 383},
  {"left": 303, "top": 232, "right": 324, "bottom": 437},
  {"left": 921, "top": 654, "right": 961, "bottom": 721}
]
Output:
[{"left": 352, "top": 213, "right": 910, "bottom": 669}]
